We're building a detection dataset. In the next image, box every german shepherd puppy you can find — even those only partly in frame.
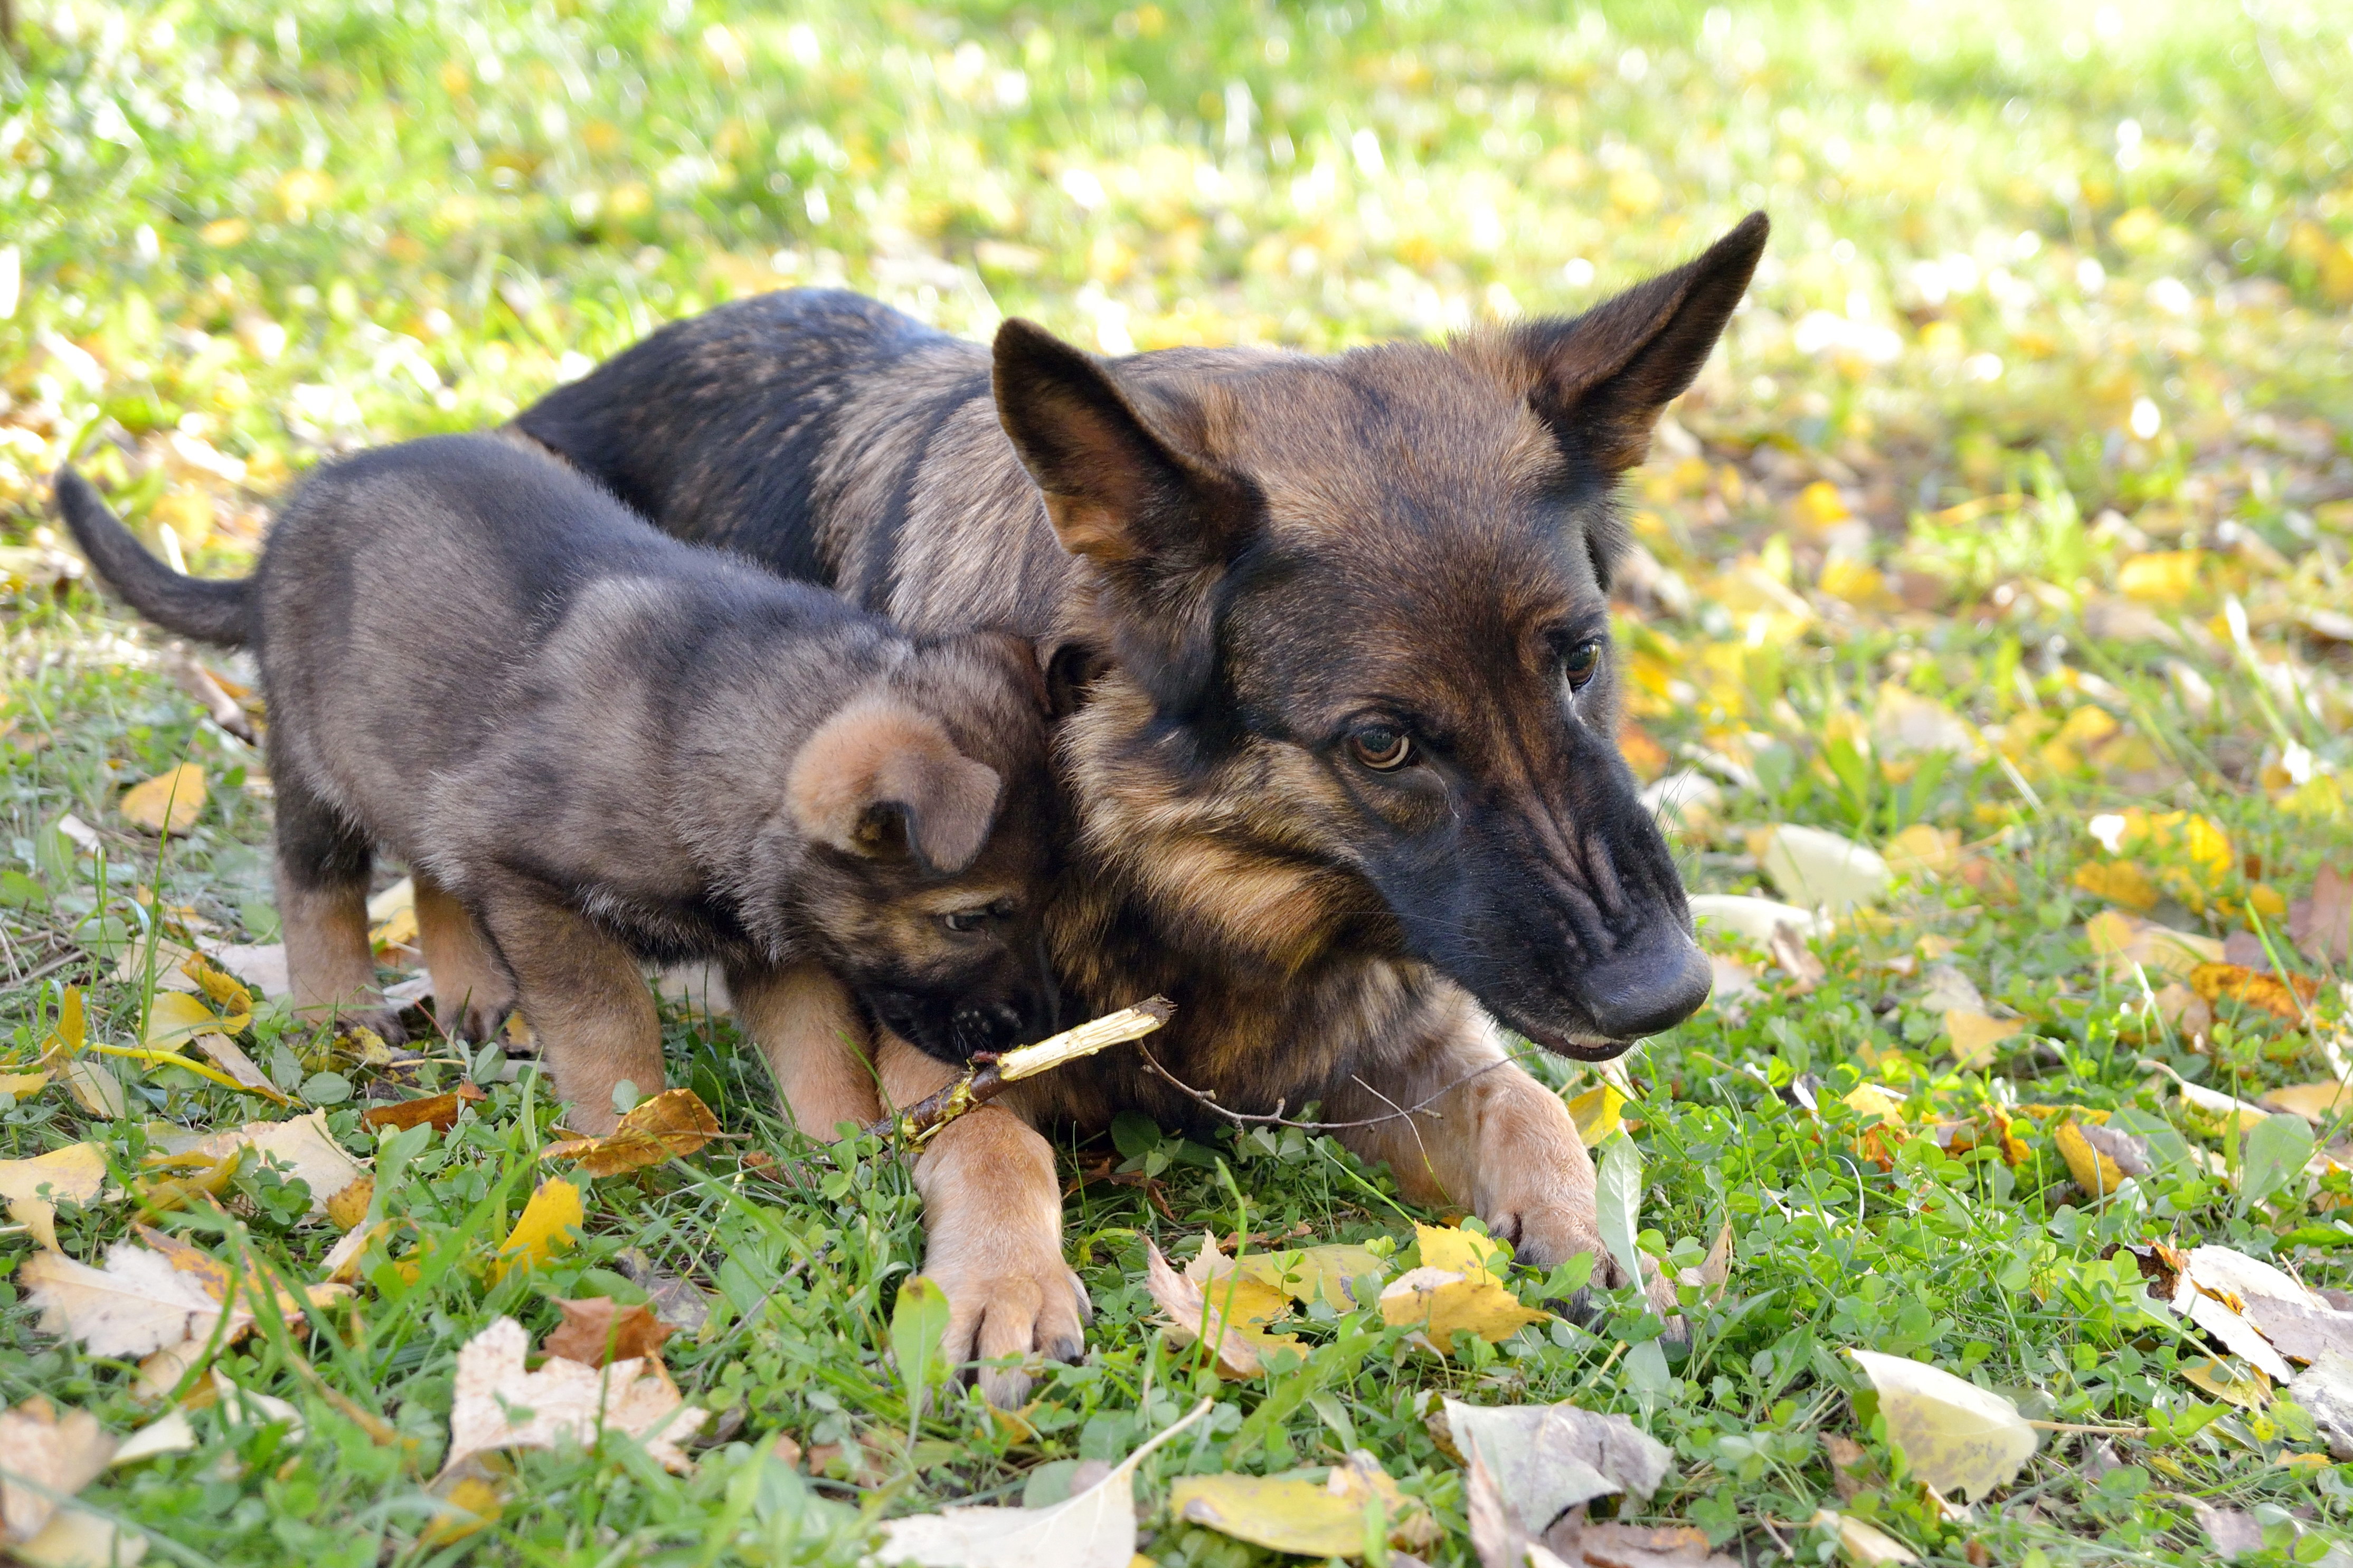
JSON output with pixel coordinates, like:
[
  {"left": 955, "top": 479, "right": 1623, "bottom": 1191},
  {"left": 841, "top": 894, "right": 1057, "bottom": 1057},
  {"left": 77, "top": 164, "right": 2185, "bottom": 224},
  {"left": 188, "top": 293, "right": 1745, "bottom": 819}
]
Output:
[
  {"left": 518, "top": 215, "right": 1766, "bottom": 1398},
  {"left": 54, "top": 434, "right": 1056, "bottom": 1135}
]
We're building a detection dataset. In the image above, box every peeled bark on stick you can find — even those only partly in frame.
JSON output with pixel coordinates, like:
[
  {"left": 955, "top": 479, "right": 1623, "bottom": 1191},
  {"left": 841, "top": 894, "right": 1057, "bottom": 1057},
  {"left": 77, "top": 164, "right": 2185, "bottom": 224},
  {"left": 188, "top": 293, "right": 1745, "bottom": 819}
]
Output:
[{"left": 867, "top": 996, "right": 1175, "bottom": 1145}]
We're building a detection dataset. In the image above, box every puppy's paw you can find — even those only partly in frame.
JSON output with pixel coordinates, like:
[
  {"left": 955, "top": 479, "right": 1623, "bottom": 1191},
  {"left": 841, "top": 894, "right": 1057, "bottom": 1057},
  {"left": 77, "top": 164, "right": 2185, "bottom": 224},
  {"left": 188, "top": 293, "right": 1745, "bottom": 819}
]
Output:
[
  {"left": 1506, "top": 1199, "right": 1686, "bottom": 1336},
  {"left": 931, "top": 1247, "right": 1091, "bottom": 1410}
]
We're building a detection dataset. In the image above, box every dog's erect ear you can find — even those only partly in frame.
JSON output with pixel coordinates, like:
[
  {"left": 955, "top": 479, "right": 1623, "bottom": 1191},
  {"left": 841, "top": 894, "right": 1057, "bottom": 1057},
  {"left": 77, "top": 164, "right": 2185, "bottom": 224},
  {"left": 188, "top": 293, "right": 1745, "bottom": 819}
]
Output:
[
  {"left": 991, "top": 318, "right": 1247, "bottom": 569},
  {"left": 1509, "top": 211, "right": 1769, "bottom": 474},
  {"left": 992, "top": 319, "right": 1258, "bottom": 716},
  {"left": 788, "top": 698, "right": 1004, "bottom": 875}
]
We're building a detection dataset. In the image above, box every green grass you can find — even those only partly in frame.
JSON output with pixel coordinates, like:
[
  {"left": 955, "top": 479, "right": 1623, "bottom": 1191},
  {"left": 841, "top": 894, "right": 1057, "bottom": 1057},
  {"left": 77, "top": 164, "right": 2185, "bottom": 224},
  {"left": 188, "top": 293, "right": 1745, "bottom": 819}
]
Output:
[{"left": 4, "top": 0, "right": 2353, "bottom": 1562}]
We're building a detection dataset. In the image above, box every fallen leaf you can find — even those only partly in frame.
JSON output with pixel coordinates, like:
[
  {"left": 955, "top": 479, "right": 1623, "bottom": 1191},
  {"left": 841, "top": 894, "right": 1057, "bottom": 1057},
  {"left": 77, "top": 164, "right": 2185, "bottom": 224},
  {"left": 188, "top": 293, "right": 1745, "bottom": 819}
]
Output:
[
  {"left": 1757, "top": 823, "right": 1890, "bottom": 915},
  {"left": 1464, "top": 1440, "right": 1524, "bottom": 1568},
  {"left": 2289, "top": 1352, "right": 2353, "bottom": 1460},
  {"left": 0, "top": 1144, "right": 108, "bottom": 1252},
  {"left": 442, "top": 1316, "right": 706, "bottom": 1476},
  {"left": 2180, "top": 1357, "right": 2270, "bottom": 1410},
  {"left": 112, "top": 936, "right": 201, "bottom": 993},
  {"left": 1442, "top": 1396, "right": 1671, "bottom": 1546},
  {"left": 203, "top": 942, "right": 290, "bottom": 1001},
  {"left": 541, "top": 1088, "right": 720, "bottom": 1175},
  {"left": 1846, "top": 1350, "right": 2036, "bottom": 1502},
  {"left": 2086, "top": 910, "right": 2224, "bottom": 982},
  {"left": 143, "top": 991, "right": 247, "bottom": 1050},
  {"left": 2180, "top": 1292, "right": 2293, "bottom": 1384},
  {"left": 1184, "top": 1233, "right": 1298, "bottom": 1325},
  {"left": 133, "top": 1224, "right": 351, "bottom": 1322},
  {"left": 1687, "top": 894, "right": 1831, "bottom": 946},
  {"left": 1570, "top": 1519, "right": 1742, "bottom": 1568},
  {"left": 2178, "top": 1243, "right": 2353, "bottom": 1366},
  {"left": 1811, "top": 1509, "right": 1919, "bottom": 1565},
  {"left": 183, "top": 1110, "right": 366, "bottom": 1218},
  {"left": 2262, "top": 1082, "right": 2353, "bottom": 1123},
  {"left": 1942, "top": 1012, "right": 2019, "bottom": 1071},
  {"left": 617, "top": 1248, "right": 712, "bottom": 1333},
  {"left": 2070, "top": 859, "right": 2160, "bottom": 911},
  {"left": 878, "top": 1398, "right": 1209, "bottom": 1568},
  {"left": 2055, "top": 1120, "right": 2127, "bottom": 1197},
  {"left": 323, "top": 1175, "right": 374, "bottom": 1231},
  {"left": 109, "top": 1410, "right": 197, "bottom": 1466},
  {"left": 0, "top": 1398, "right": 117, "bottom": 1544},
  {"left": 1567, "top": 1083, "right": 1628, "bottom": 1147},
  {"left": 190, "top": 1032, "right": 286, "bottom": 1102},
  {"left": 1418, "top": 1222, "right": 1510, "bottom": 1281},
  {"left": 420, "top": 1476, "right": 506, "bottom": 1549},
  {"left": 1683, "top": 1222, "right": 1735, "bottom": 1303},
  {"left": 1220, "top": 1242, "right": 1386, "bottom": 1309},
  {"left": 12, "top": 1508, "right": 147, "bottom": 1568},
  {"left": 56, "top": 1061, "right": 127, "bottom": 1119},
  {"left": 544, "top": 1297, "right": 676, "bottom": 1369},
  {"left": 1765, "top": 922, "right": 1827, "bottom": 989},
  {"left": 2289, "top": 866, "right": 2352, "bottom": 965},
  {"left": 1883, "top": 823, "right": 1960, "bottom": 879},
  {"left": 2187, "top": 1498, "right": 2266, "bottom": 1559},
  {"left": 119, "top": 764, "right": 206, "bottom": 835},
  {"left": 495, "top": 1179, "right": 584, "bottom": 1281},
  {"left": 1379, "top": 1265, "right": 1549, "bottom": 1353},
  {"left": 2190, "top": 962, "right": 2319, "bottom": 1025},
  {"left": 1169, "top": 1450, "right": 1436, "bottom": 1559},
  {"left": 1144, "top": 1237, "right": 1292, "bottom": 1377},
  {"left": 1917, "top": 964, "right": 1985, "bottom": 1014},
  {"left": 22, "top": 1242, "right": 252, "bottom": 1358},
  {"left": 360, "top": 1086, "right": 488, "bottom": 1134}
]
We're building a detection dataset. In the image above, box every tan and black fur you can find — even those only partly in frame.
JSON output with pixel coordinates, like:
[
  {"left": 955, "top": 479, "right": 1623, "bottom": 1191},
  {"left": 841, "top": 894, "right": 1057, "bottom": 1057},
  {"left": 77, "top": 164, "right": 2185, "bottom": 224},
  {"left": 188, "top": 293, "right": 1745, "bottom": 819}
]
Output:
[
  {"left": 519, "top": 215, "right": 1769, "bottom": 1398},
  {"left": 54, "top": 434, "right": 1058, "bottom": 1135}
]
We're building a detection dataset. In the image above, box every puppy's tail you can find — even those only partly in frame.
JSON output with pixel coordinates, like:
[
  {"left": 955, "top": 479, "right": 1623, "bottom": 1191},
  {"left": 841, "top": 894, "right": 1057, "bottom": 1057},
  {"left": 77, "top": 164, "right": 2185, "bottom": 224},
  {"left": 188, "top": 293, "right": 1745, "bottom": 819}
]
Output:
[{"left": 52, "top": 467, "right": 254, "bottom": 645}]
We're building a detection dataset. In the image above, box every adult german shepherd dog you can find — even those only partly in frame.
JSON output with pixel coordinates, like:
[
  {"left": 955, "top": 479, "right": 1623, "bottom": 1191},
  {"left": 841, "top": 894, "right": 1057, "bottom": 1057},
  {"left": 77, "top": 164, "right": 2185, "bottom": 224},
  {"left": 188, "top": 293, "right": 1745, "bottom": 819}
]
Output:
[{"left": 519, "top": 213, "right": 1768, "bottom": 1402}]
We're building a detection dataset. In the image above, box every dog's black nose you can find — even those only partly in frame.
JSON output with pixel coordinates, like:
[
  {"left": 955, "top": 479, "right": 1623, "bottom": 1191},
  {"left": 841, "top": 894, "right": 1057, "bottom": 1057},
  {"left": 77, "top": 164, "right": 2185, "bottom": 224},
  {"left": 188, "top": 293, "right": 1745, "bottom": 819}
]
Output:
[{"left": 1583, "top": 934, "right": 1713, "bottom": 1039}]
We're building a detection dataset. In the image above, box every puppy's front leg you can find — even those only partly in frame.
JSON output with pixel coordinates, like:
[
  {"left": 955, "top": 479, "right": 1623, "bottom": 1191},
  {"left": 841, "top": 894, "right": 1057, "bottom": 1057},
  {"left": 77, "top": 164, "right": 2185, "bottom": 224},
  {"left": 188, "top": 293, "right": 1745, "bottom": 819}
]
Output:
[
  {"left": 727, "top": 961, "right": 882, "bottom": 1139},
  {"left": 414, "top": 871, "right": 515, "bottom": 1042},
  {"left": 1327, "top": 996, "right": 1679, "bottom": 1317},
  {"left": 275, "top": 772, "right": 403, "bottom": 1042},
  {"left": 877, "top": 1032, "right": 1086, "bottom": 1408},
  {"left": 474, "top": 885, "right": 664, "bottom": 1136}
]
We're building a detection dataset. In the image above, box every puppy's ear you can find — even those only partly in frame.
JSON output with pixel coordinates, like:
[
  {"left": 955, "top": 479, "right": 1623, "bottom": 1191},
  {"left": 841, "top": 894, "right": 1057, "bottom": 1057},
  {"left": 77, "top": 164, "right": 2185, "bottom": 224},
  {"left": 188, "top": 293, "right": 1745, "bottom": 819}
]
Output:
[
  {"left": 1504, "top": 212, "right": 1769, "bottom": 476},
  {"left": 788, "top": 698, "right": 1004, "bottom": 875},
  {"left": 992, "top": 320, "right": 1258, "bottom": 716}
]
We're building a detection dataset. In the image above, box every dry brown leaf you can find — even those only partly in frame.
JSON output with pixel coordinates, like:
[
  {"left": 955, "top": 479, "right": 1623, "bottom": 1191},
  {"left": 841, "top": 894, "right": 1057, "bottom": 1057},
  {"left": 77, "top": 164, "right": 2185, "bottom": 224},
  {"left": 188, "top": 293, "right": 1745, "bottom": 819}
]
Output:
[
  {"left": 1443, "top": 1396, "right": 1672, "bottom": 1549},
  {"left": 1568, "top": 1520, "right": 1742, "bottom": 1568},
  {"left": 360, "top": 1085, "right": 486, "bottom": 1133},
  {"left": 0, "top": 1144, "right": 108, "bottom": 1252},
  {"left": 119, "top": 764, "right": 206, "bottom": 835},
  {"left": 541, "top": 1088, "right": 719, "bottom": 1175},
  {"left": 1766, "top": 922, "right": 1827, "bottom": 990},
  {"left": 0, "top": 1397, "right": 116, "bottom": 1544},
  {"left": 132, "top": 1224, "right": 351, "bottom": 1322},
  {"left": 22, "top": 1242, "right": 252, "bottom": 1358},
  {"left": 2289, "top": 866, "right": 2351, "bottom": 966},
  {"left": 543, "top": 1297, "right": 675, "bottom": 1368},
  {"left": 442, "top": 1316, "right": 706, "bottom": 1476}
]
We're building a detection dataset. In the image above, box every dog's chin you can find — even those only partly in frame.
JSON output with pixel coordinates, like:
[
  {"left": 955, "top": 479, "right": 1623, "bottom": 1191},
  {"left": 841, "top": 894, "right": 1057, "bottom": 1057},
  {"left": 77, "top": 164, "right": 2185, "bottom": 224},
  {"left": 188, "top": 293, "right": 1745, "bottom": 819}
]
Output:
[{"left": 1498, "top": 1013, "right": 1637, "bottom": 1062}]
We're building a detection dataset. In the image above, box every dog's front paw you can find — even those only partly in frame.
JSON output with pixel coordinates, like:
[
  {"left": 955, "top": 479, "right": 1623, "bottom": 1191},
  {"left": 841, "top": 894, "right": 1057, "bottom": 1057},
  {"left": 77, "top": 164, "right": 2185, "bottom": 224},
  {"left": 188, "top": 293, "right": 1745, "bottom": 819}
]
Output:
[
  {"left": 1495, "top": 1196, "right": 1687, "bottom": 1335},
  {"left": 928, "top": 1238, "right": 1091, "bottom": 1410}
]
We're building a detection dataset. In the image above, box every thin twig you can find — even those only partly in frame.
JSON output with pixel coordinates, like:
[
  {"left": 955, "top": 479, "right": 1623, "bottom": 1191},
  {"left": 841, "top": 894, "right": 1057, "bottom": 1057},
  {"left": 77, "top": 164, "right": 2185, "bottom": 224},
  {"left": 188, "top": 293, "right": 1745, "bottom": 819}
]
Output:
[
  {"left": 867, "top": 997, "right": 1175, "bottom": 1144},
  {"left": 1134, "top": 1042, "right": 1520, "bottom": 1132}
]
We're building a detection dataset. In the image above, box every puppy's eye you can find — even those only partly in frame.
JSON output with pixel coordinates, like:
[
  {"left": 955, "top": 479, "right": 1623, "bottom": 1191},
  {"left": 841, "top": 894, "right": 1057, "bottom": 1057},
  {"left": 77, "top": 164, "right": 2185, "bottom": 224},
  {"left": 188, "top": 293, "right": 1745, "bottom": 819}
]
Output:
[
  {"left": 1561, "top": 638, "right": 1604, "bottom": 691},
  {"left": 939, "top": 909, "right": 991, "bottom": 934},
  {"left": 1347, "top": 724, "right": 1414, "bottom": 772}
]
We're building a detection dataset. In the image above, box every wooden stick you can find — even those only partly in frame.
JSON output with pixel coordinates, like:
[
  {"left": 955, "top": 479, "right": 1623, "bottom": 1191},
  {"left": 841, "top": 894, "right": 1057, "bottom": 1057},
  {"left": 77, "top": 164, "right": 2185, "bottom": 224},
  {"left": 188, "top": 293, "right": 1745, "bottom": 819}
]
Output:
[{"left": 865, "top": 996, "right": 1175, "bottom": 1145}]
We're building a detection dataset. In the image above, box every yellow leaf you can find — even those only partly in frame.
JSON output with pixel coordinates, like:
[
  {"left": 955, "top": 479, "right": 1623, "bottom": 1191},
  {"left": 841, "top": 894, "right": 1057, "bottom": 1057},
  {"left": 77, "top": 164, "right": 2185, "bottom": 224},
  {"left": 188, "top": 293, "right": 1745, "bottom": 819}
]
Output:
[
  {"left": 2085, "top": 910, "right": 2223, "bottom": 982},
  {"left": 0, "top": 1143, "right": 108, "bottom": 1251},
  {"left": 1144, "top": 1238, "right": 1296, "bottom": 1379},
  {"left": 1568, "top": 1082, "right": 1628, "bottom": 1147},
  {"left": 1941, "top": 1012, "right": 2020, "bottom": 1071},
  {"left": 1845, "top": 1350, "right": 2036, "bottom": 1503},
  {"left": 494, "top": 1180, "right": 584, "bottom": 1280},
  {"left": 1794, "top": 480, "right": 1850, "bottom": 529},
  {"left": 1179, "top": 1234, "right": 1292, "bottom": 1329},
  {"left": 199, "top": 218, "right": 249, "bottom": 247},
  {"left": 2118, "top": 550, "right": 2205, "bottom": 605},
  {"left": 0, "top": 1072, "right": 50, "bottom": 1098},
  {"left": 181, "top": 954, "right": 256, "bottom": 1016},
  {"left": 1170, "top": 1452, "right": 1434, "bottom": 1557},
  {"left": 325, "top": 1175, "right": 375, "bottom": 1231},
  {"left": 1812, "top": 1509, "right": 1920, "bottom": 1565},
  {"left": 2072, "top": 859, "right": 2160, "bottom": 911},
  {"left": 143, "top": 991, "right": 246, "bottom": 1052},
  {"left": 2180, "top": 1357, "right": 2270, "bottom": 1410},
  {"left": 57, "top": 1061, "right": 127, "bottom": 1119},
  {"left": 1883, "top": 824, "right": 1959, "bottom": 879},
  {"left": 2055, "top": 1119, "right": 2125, "bottom": 1197},
  {"left": 119, "top": 765, "right": 206, "bottom": 835},
  {"left": 41, "top": 989, "right": 86, "bottom": 1059},
  {"left": 421, "top": 1475, "right": 506, "bottom": 1548},
  {"left": 1820, "top": 557, "right": 1894, "bottom": 609},
  {"left": 2190, "top": 963, "right": 2318, "bottom": 1024},
  {"left": 1842, "top": 1085, "right": 1905, "bottom": 1124},
  {"left": 2261, "top": 1082, "right": 2352, "bottom": 1123},
  {"left": 1415, "top": 1222, "right": 1508, "bottom": 1281},
  {"left": 541, "top": 1088, "right": 719, "bottom": 1176},
  {"left": 1377, "top": 1265, "right": 1548, "bottom": 1353},
  {"left": 1222, "top": 1243, "right": 1385, "bottom": 1309},
  {"left": 179, "top": 1110, "right": 366, "bottom": 1218}
]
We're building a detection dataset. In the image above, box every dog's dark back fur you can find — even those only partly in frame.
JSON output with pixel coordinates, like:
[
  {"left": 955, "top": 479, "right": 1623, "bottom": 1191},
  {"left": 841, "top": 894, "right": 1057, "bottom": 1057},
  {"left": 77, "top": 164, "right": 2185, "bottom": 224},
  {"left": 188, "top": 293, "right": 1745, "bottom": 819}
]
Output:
[
  {"left": 519, "top": 217, "right": 1767, "bottom": 1130},
  {"left": 55, "top": 435, "right": 1058, "bottom": 1060}
]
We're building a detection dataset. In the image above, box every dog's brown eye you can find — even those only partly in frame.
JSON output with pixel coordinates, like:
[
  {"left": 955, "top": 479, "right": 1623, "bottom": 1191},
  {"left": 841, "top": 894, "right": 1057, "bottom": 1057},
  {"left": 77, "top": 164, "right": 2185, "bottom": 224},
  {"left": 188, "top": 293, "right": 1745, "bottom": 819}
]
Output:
[
  {"left": 940, "top": 909, "right": 990, "bottom": 934},
  {"left": 1562, "top": 638, "right": 1604, "bottom": 691},
  {"left": 1347, "top": 725, "right": 1413, "bottom": 772}
]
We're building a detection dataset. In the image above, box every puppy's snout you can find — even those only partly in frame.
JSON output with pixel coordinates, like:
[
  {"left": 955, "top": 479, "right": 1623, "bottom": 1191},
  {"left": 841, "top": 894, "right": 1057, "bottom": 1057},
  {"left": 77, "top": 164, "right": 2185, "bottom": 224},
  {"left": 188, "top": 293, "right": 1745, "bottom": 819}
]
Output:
[
  {"left": 950, "top": 1000, "right": 1027, "bottom": 1057},
  {"left": 1582, "top": 930, "right": 1712, "bottom": 1040}
]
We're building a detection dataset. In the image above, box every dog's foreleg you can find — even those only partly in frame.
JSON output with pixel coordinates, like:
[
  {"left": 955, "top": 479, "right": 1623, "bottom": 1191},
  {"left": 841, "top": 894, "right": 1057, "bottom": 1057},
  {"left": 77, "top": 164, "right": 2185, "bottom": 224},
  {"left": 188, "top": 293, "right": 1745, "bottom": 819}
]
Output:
[
  {"left": 1326, "top": 1002, "right": 1678, "bottom": 1317},
  {"left": 474, "top": 883, "right": 664, "bottom": 1136},
  {"left": 876, "top": 1032, "right": 1086, "bottom": 1409},
  {"left": 728, "top": 960, "right": 883, "bottom": 1139},
  {"left": 273, "top": 773, "right": 404, "bottom": 1043},
  {"left": 413, "top": 871, "right": 515, "bottom": 1042}
]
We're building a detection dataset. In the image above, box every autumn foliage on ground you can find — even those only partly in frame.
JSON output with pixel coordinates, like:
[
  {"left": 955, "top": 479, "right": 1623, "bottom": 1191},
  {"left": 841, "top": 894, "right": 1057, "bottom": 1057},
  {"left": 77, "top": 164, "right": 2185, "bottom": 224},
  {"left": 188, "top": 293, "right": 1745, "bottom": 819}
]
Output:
[{"left": 2, "top": 0, "right": 2352, "bottom": 1563}]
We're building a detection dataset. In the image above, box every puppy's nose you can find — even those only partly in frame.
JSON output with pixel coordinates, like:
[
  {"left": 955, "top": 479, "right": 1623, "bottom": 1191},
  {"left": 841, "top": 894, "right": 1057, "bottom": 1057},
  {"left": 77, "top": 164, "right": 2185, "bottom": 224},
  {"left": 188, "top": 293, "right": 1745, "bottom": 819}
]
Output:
[{"left": 1583, "top": 933, "right": 1712, "bottom": 1040}]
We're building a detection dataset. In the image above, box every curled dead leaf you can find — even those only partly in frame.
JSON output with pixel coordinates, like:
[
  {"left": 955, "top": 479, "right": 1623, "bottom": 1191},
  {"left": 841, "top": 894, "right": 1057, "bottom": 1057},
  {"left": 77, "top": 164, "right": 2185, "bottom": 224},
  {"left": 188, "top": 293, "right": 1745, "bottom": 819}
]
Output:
[
  {"left": 542, "top": 1088, "right": 719, "bottom": 1175},
  {"left": 442, "top": 1317, "right": 705, "bottom": 1477},
  {"left": 543, "top": 1297, "right": 675, "bottom": 1368}
]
